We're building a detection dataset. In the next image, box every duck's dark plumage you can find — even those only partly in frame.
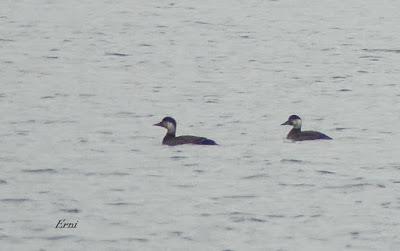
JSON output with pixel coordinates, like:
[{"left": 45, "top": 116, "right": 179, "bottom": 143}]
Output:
[
  {"left": 282, "top": 115, "right": 332, "bottom": 141},
  {"left": 286, "top": 128, "right": 332, "bottom": 141},
  {"left": 154, "top": 117, "right": 217, "bottom": 146},
  {"left": 162, "top": 135, "right": 217, "bottom": 146}
]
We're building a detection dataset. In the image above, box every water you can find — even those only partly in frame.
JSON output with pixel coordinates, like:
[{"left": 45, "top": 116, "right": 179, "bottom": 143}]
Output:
[{"left": 1, "top": 0, "right": 400, "bottom": 250}]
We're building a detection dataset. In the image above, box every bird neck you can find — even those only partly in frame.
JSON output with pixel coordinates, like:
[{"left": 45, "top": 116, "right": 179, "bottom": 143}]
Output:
[
  {"left": 165, "top": 131, "right": 176, "bottom": 137},
  {"left": 290, "top": 127, "right": 301, "bottom": 134}
]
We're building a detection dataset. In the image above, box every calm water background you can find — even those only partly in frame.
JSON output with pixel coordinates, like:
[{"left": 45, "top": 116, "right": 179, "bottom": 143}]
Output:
[{"left": 1, "top": 0, "right": 400, "bottom": 250}]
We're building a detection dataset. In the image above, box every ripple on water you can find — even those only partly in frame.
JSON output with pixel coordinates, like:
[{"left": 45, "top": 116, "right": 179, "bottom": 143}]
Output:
[
  {"left": 79, "top": 93, "right": 96, "bottom": 97},
  {"left": 316, "top": 170, "right": 336, "bottom": 175},
  {"left": 241, "top": 173, "right": 269, "bottom": 179},
  {"left": 138, "top": 43, "right": 152, "bottom": 47},
  {"left": 60, "top": 208, "right": 80, "bottom": 213},
  {"left": 78, "top": 138, "right": 88, "bottom": 143},
  {"left": 9, "top": 119, "right": 36, "bottom": 124},
  {"left": 183, "top": 163, "right": 199, "bottom": 167},
  {"left": 279, "top": 183, "right": 315, "bottom": 187},
  {"left": 362, "top": 48, "right": 400, "bottom": 53},
  {"left": 102, "top": 237, "right": 149, "bottom": 243},
  {"left": 0, "top": 234, "right": 9, "bottom": 240},
  {"left": 334, "top": 127, "right": 350, "bottom": 131},
  {"left": 44, "top": 235, "right": 75, "bottom": 241},
  {"left": 105, "top": 202, "right": 132, "bottom": 206},
  {"left": 41, "top": 95, "right": 56, "bottom": 99},
  {"left": 324, "top": 183, "right": 384, "bottom": 190},
  {"left": 22, "top": 168, "right": 57, "bottom": 174},
  {"left": 332, "top": 75, "right": 349, "bottom": 79},
  {"left": 174, "top": 184, "right": 195, "bottom": 188},
  {"left": 266, "top": 214, "right": 286, "bottom": 218},
  {"left": 105, "top": 112, "right": 153, "bottom": 118},
  {"left": 1, "top": 198, "right": 31, "bottom": 203},
  {"left": 16, "top": 130, "right": 29, "bottom": 136},
  {"left": 280, "top": 159, "right": 305, "bottom": 164},
  {"left": 43, "top": 120, "right": 77, "bottom": 124},
  {"left": 0, "top": 156, "right": 19, "bottom": 163},
  {"left": 211, "top": 195, "right": 257, "bottom": 201},
  {"left": 170, "top": 156, "right": 187, "bottom": 160},
  {"left": 84, "top": 172, "right": 130, "bottom": 177},
  {"left": 0, "top": 38, "right": 14, "bottom": 42},
  {"left": 379, "top": 131, "right": 393, "bottom": 135},
  {"left": 127, "top": 237, "right": 149, "bottom": 242},
  {"left": 230, "top": 215, "right": 267, "bottom": 223},
  {"left": 380, "top": 202, "right": 391, "bottom": 208},
  {"left": 96, "top": 130, "right": 113, "bottom": 135},
  {"left": 105, "top": 52, "right": 130, "bottom": 57}
]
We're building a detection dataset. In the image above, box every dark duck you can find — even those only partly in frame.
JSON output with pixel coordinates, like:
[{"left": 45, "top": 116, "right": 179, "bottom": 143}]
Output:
[
  {"left": 154, "top": 117, "right": 217, "bottom": 146},
  {"left": 281, "top": 115, "right": 332, "bottom": 141}
]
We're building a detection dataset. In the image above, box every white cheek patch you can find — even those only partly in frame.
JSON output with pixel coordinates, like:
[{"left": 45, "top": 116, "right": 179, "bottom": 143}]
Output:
[
  {"left": 165, "top": 122, "right": 176, "bottom": 133},
  {"left": 292, "top": 119, "right": 302, "bottom": 128}
]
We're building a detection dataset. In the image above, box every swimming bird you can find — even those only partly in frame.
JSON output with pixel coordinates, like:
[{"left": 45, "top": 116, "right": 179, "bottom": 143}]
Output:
[
  {"left": 281, "top": 115, "right": 332, "bottom": 141},
  {"left": 154, "top": 117, "right": 217, "bottom": 146}
]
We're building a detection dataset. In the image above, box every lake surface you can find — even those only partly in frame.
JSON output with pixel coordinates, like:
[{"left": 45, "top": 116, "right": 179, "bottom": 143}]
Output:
[{"left": 1, "top": 0, "right": 400, "bottom": 250}]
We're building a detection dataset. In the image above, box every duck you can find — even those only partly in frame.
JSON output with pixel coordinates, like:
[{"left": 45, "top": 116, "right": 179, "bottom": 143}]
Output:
[
  {"left": 281, "top": 115, "right": 332, "bottom": 141},
  {"left": 154, "top": 117, "right": 218, "bottom": 146}
]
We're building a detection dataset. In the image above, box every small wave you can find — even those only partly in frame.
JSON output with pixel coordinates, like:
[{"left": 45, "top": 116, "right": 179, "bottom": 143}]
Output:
[
  {"left": 0, "top": 38, "right": 14, "bottom": 42},
  {"left": 103, "top": 237, "right": 148, "bottom": 242},
  {"left": 170, "top": 156, "right": 187, "bottom": 160},
  {"left": 1, "top": 198, "right": 31, "bottom": 203},
  {"left": 105, "top": 112, "right": 153, "bottom": 118},
  {"left": 96, "top": 130, "right": 113, "bottom": 135},
  {"left": 324, "top": 183, "right": 383, "bottom": 189},
  {"left": 41, "top": 95, "right": 56, "bottom": 99},
  {"left": 280, "top": 159, "right": 304, "bottom": 163},
  {"left": 241, "top": 173, "right": 269, "bottom": 179},
  {"left": 60, "top": 208, "right": 80, "bottom": 213},
  {"left": 279, "top": 183, "right": 315, "bottom": 187},
  {"left": 106, "top": 202, "right": 131, "bottom": 206},
  {"left": 84, "top": 172, "right": 129, "bottom": 176},
  {"left": 44, "top": 235, "right": 75, "bottom": 241},
  {"left": 332, "top": 76, "right": 349, "bottom": 79},
  {"left": 128, "top": 237, "right": 149, "bottom": 242},
  {"left": 79, "top": 93, "right": 96, "bottom": 97},
  {"left": 230, "top": 216, "right": 267, "bottom": 223},
  {"left": 194, "top": 21, "right": 211, "bottom": 25},
  {"left": 362, "top": 49, "right": 400, "bottom": 53},
  {"left": 43, "top": 120, "right": 77, "bottom": 124},
  {"left": 183, "top": 163, "right": 198, "bottom": 167},
  {"left": 211, "top": 195, "right": 257, "bottom": 200},
  {"left": 105, "top": 52, "right": 130, "bottom": 57},
  {"left": 174, "top": 184, "right": 195, "bottom": 188},
  {"left": 22, "top": 168, "right": 57, "bottom": 174},
  {"left": 316, "top": 170, "right": 336, "bottom": 175},
  {"left": 266, "top": 214, "right": 285, "bottom": 218},
  {"left": 334, "top": 127, "right": 350, "bottom": 131}
]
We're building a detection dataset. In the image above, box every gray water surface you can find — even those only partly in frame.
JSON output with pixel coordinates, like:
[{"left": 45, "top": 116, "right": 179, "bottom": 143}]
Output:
[{"left": 1, "top": 0, "right": 400, "bottom": 250}]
